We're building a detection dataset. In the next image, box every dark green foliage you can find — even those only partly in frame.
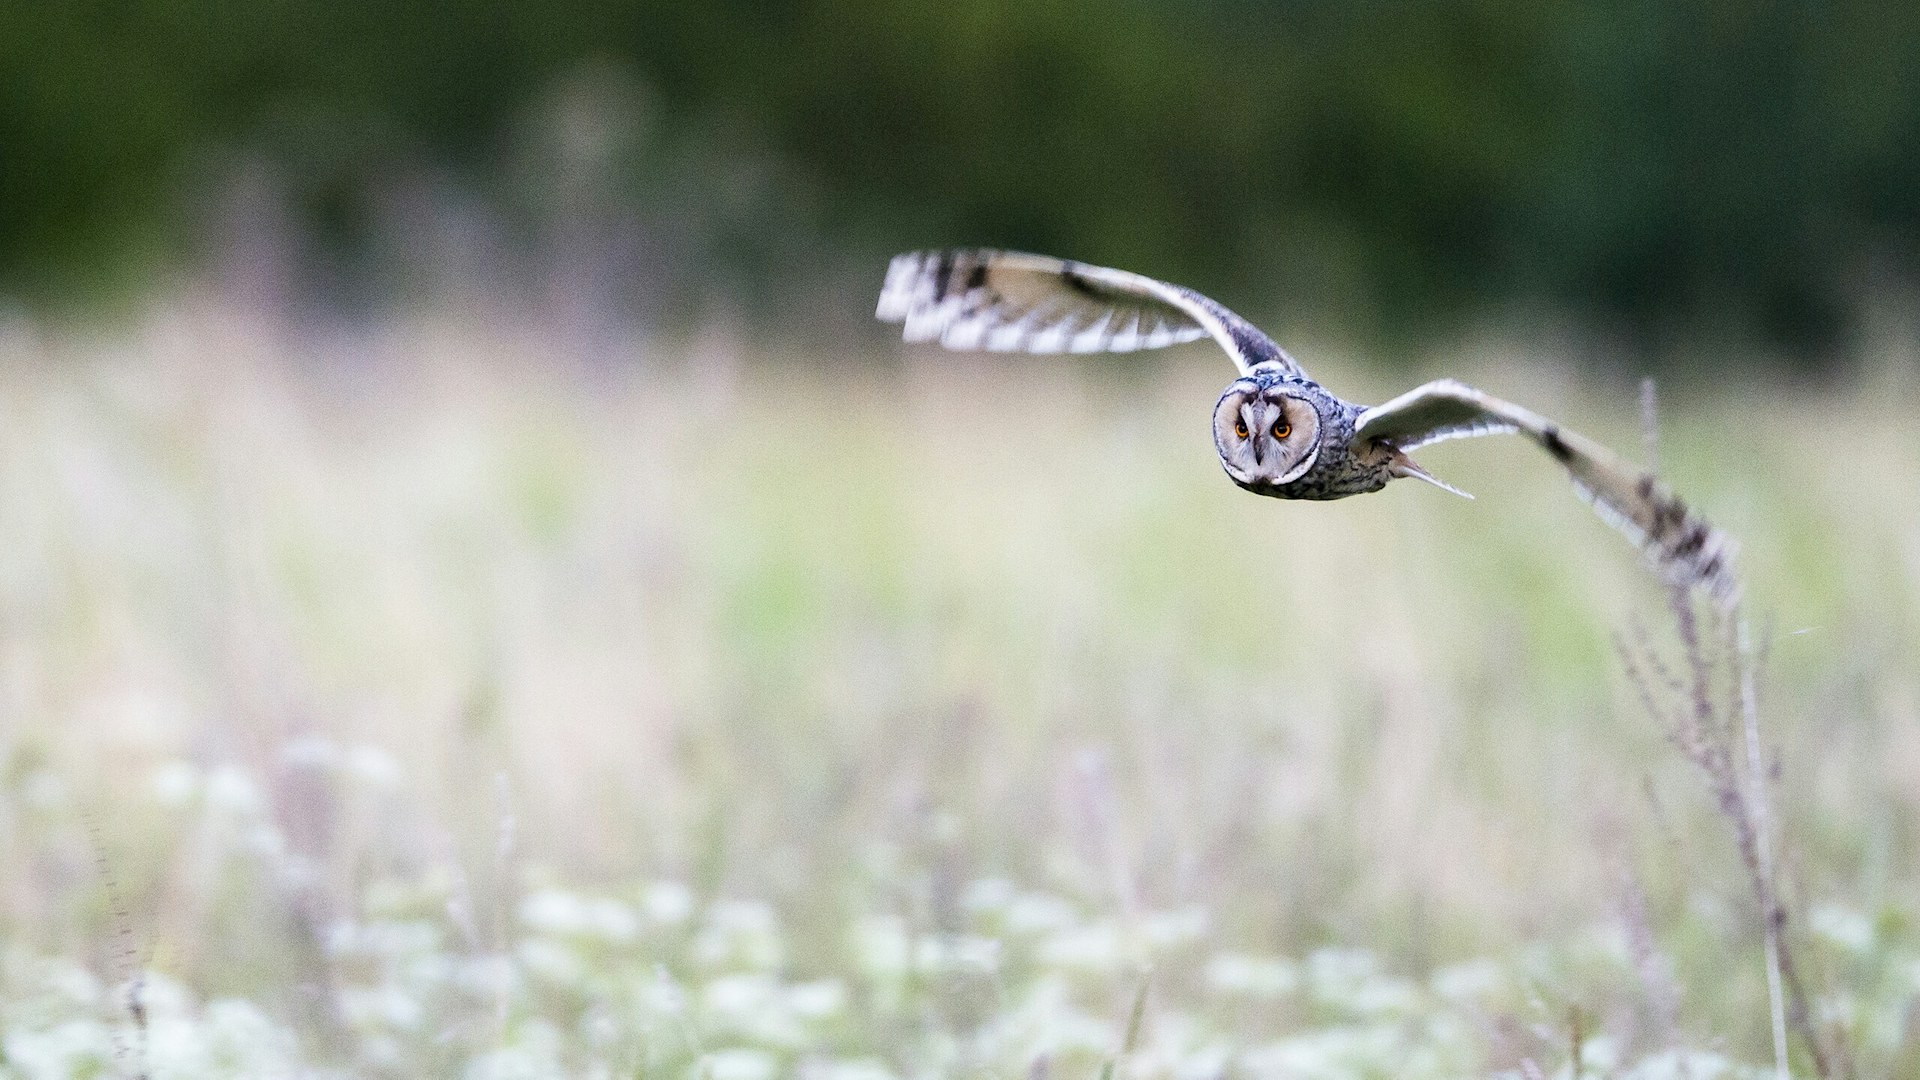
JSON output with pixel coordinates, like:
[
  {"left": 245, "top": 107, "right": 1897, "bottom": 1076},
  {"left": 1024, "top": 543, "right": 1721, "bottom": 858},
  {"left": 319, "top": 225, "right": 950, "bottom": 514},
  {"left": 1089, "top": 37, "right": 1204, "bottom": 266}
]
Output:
[{"left": 4, "top": 0, "right": 1919, "bottom": 356}]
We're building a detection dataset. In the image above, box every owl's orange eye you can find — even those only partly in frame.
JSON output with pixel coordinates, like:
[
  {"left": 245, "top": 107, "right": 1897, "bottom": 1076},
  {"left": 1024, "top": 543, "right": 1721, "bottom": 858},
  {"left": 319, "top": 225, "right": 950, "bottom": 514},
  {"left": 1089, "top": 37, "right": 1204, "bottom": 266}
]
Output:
[
  {"left": 1272, "top": 422, "right": 1292, "bottom": 439},
  {"left": 1233, "top": 419, "right": 1249, "bottom": 439}
]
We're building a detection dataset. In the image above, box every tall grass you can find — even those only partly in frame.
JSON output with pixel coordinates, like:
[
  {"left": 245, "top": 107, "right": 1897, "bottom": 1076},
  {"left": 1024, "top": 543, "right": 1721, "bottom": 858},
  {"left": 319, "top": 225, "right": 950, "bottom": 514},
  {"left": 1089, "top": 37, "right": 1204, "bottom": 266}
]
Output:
[{"left": 0, "top": 294, "right": 1915, "bottom": 1077}]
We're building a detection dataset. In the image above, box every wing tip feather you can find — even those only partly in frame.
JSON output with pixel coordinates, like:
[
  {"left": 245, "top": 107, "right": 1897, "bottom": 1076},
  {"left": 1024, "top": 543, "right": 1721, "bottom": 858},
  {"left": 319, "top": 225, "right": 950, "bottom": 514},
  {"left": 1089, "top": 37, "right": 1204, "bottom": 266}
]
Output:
[
  {"left": 873, "top": 248, "right": 1221, "bottom": 360},
  {"left": 1573, "top": 477, "right": 1744, "bottom": 610}
]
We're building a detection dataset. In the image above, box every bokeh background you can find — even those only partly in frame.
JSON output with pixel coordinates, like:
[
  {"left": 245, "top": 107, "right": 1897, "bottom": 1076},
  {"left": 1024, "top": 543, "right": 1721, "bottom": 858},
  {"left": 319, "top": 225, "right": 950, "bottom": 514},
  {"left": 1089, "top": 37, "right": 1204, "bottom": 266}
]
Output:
[
  {"left": 2, "top": 5, "right": 1919, "bottom": 1079},
  {"left": 10, "top": 0, "right": 1920, "bottom": 357}
]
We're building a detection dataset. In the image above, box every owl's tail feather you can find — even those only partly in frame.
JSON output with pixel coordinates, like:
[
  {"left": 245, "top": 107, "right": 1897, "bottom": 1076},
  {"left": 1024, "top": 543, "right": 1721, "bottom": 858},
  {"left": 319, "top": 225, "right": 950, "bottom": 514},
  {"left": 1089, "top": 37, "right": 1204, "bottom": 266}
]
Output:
[{"left": 1390, "top": 455, "right": 1474, "bottom": 500}]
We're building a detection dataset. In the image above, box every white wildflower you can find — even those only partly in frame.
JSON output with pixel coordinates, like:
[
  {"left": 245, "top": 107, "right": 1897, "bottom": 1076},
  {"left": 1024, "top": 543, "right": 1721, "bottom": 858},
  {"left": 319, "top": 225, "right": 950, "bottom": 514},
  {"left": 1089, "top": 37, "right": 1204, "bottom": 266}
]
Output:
[
  {"left": 359, "top": 1033, "right": 405, "bottom": 1070},
  {"left": 344, "top": 744, "right": 403, "bottom": 787},
  {"left": 150, "top": 760, "right": 201, "bottom": 806},
  {"left": 464, "top": 1020, "right": 565, "bottom": 1080},
  {"left": 1139, "top": 907, "right": 1209, "bottom": 950},
  {"left": 1308, "top": 948, "right": 1418, "bottom": 1016},
  {"left": 785, "top": 979, "right": 847, "bottom": 1020},
  {"left": 852, "top": 915, "right": 911, "bottom": 979},
  {"left": 1238, "top": 1025, "right": 1402, "bottom": 1078},
  {"left": 999, "top": 976, "right": 1116, "bottom": 1056},
  {"left": 142, "top": 1014, "right": 205, "bottom": 1075},
  {"left": 799, "top": 1057, "right": 896, "bottom": 1080},
  {"left": 280, "top": 736, "right": 342, "bottom": 769},
  {"left": 108, "top": 688, "right": 186, "bottom": 740},
  {"left": 1856, "top": 982, "right": 1919, "bottom": 1053},
  {"left": 708, "top": 899, "right": 779, "bottom": 934},
  {"left": 40, "top": 961, "right": 103, "bottom": 1007},
  {"left": 520, "top": 888, "right": 592, "bottom": 935},
  {"left": 1036, "top": 922, "right": 1127, "bottom": 972},
  {"left": 244, "top": 822, "right": 295, "bottom": 863},
  {"left": 585, "top": 897, "right": 640, "bottom": 943},
  {"left": 961, "top": 877, "right": 1017, "bottom": 915},
  {"left": 3, "top": 1019, "right": 113, "bottom": 1078},
  {"left": 582, "top": 1002, "right": 623, "bottom": 1047},
  {"left": 703, "top": 972, "right": 778, "bottom": 1017},
  {"left": 340, "top": 985, "right": 426, "bottom": 1031},
  {"left": 1170, "top": 1042, "right": 1234, "bottom": 1080},
  {"left": 699, "top": 1047, "right": 780, "bottom": 1080},
  {"left": 1344, "top": 975, "right": 1419, "bottom": 1018},
  {"left": 914, "top": 933, "right": 1001, "bottom": 974},
  {"left": 1809, "top": 904, "right": 1875, "bottom": 954},
  {"left": 278, "top": 737, "right": 400, "bottom": 787},
  {"left": 693, "top": 900, "right": 784, "bottom": 970},
  {"left": 457, "top": 953, "right": 521, "bottom": 1003},
  {"left": 1817, "top": 989, "right": 1859, "bottom": 1028},
  {"left": 1616, "top": 1047, "right": 1744, "bottom": 1080},
  {"left": 20, "top": 770, "right": 66, "bottom": 808},
  {"left": 200, "top": 999, "right": 303, "bottom": 1072},
  {"left": 329, "top": 919, "right": 442, "bottom": 959},
  {"left": 928, "top": 810, "right": 962, "bottom": 841},
  {"left": 640, "top": 968, "right": 689, "bottom": 1015},
  {"left": 127, "top": 970, "right": 192, "bottom": 1020},
  {"left": 202, "top": 766, "right": 263, "bottom": 815},
  {"left": 1002, "top": 892, "right": 1079, "bottom": 935},
  {"left": 703, "top": 974, "right": 809, "bottom": 1047},
  {"left": 518, "top": 938, "right": 588, "bottom": 986},
  {"left": 1204, "top": 953, "right": 1299, "bottom": 998},
  {"left": 1307, "top": 947, "right": 1378, "bottom": 987},
  {"left": 364, "top": 874, "right": 453, "bottom": 917},
  {"left": 1570, "top": 1034, "right": 1622, "bottom": 1073},
  {"left": 1430, "top": 958, "right": 1504, "bottom": 1004},
  {"left": 643, "top": 880, "right": 696, "bottom": 925},
  {"left": 520, "top": 889, "right": 638, "bottom": 944}
]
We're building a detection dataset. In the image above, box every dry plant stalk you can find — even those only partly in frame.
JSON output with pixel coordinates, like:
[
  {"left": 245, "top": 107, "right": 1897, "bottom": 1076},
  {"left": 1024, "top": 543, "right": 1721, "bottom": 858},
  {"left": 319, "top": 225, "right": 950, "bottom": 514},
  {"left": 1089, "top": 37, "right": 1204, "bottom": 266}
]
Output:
[
  {"left": 1615, "top": 581, "right": 1838, "bottom": 1078},
  {"left": 1614, "top": 383, "right": 1841, "bottom": 1079},
  {"left": 1097, "top": 971, "right": 1153, "bottom": 1080},
  {"left": 82, "top": 811, "right": 150, "bottom": 1080},
  {"left": 1613, "top": 847, "right": 1680, "bottom": 1053}
]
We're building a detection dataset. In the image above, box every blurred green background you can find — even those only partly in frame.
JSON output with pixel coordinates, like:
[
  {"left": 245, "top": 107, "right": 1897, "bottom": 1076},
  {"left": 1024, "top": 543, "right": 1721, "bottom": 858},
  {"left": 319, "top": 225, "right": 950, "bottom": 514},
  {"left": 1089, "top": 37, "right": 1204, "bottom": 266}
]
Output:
[
  {"left": 8, "top": 0, "right": 1920, "bottom": 357},
  {"left": 3, "top": 6, "right": 1920, "bottom": 1076}
]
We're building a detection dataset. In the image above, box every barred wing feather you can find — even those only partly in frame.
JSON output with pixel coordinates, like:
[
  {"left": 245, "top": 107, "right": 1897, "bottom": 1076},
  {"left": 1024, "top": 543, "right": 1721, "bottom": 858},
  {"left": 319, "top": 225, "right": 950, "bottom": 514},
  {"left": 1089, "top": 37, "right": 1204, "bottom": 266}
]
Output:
[
  {"left": 877, "top": 249, "right": 1301, "bottom": 377},
  {"left": 1357, "top": 380, "right": 1741, "bottom": 608}
]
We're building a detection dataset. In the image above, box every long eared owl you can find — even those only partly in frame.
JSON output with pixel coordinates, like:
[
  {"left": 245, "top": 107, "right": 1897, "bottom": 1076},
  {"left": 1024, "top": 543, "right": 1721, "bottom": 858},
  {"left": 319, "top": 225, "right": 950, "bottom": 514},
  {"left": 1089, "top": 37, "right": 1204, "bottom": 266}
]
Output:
[{"left": 877, "top": 249, "right": 1739, "bottom": 608}]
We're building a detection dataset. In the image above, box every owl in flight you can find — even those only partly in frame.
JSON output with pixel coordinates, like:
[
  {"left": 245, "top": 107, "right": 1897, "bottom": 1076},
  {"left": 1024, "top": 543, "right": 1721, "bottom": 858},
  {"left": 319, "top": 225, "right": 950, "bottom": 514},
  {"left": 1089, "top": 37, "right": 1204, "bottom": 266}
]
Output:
[{"left": 877, "top": 249, "right": 1739, "bottom": 608}]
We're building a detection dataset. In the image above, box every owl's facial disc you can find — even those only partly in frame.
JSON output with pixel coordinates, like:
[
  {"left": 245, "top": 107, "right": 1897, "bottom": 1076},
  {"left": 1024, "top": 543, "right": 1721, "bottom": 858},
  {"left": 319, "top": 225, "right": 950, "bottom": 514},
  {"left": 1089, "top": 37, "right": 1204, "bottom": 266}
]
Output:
[{"left": 1212, "top": 383, "right": 1322, "bottom": 487}]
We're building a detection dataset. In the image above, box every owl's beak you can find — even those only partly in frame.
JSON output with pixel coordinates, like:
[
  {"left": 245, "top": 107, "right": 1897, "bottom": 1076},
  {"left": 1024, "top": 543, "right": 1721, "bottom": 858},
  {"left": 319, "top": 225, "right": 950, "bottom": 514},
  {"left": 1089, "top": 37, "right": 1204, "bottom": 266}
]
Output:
[{"left": 1249, "top": 401, "right": 1277, "bottom": 465}]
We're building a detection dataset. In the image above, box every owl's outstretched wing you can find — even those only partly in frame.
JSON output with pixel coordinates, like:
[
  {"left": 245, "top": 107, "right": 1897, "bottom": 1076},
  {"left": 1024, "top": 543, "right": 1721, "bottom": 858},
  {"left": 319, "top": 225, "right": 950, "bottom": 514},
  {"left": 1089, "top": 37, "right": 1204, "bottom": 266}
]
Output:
[
  {"left": 1356, "top": 379, "right": 1741, "bottom": 608},
  {"left": 876, "top": 249, "right": 1303, "bottom": 377}
]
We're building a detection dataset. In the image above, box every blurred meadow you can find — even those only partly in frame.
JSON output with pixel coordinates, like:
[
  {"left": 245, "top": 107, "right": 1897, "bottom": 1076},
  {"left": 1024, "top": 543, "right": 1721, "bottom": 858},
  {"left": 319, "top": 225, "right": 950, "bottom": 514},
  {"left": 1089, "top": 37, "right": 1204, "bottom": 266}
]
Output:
[
  {"left": 5, "top": 3, "right": 1920, "bottom": 1078},
  {"left": 0, "top": 296, "right": 1916, "bottom": 1078}
]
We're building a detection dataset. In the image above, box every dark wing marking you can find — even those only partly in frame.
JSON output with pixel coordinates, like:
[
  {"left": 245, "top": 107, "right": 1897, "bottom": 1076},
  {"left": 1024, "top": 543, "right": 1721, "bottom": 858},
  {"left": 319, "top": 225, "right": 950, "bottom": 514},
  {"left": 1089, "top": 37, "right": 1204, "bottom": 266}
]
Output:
[
  {"left": 1356, "top": 379, "right": 1741, "bottom": 608},
  {"left": 876, "top": 249, "right": 1303, "bottom": 377}
]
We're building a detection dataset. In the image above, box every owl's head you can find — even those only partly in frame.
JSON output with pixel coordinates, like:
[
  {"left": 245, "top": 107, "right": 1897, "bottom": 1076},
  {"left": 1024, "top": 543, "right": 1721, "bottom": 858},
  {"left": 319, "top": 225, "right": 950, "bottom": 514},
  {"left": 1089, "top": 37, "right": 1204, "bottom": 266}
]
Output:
[{"left": 1213, "top": 365, "right": 1324, "bottom": 489}]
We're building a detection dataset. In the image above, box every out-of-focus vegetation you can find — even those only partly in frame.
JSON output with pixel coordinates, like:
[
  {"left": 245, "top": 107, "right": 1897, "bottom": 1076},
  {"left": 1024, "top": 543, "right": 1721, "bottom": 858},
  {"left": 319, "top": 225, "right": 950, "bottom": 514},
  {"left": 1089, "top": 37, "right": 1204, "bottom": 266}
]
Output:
[
  {"left": 5, "top": 3, "right": 1919, "bottom": 1074},
  {"left": 0, "top": 297, "right": 1916, "bottom": 1075},
  {"left": 7, "top": 1, "right": 1920, "bottom": 356}
]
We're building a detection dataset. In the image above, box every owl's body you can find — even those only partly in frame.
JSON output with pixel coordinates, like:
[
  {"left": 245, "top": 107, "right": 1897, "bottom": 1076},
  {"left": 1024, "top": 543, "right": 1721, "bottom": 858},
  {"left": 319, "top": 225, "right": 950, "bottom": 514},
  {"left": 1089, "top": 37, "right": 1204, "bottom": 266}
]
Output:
[{"left": 877, "top": 248, "right": 1741, "bottom": 608}]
